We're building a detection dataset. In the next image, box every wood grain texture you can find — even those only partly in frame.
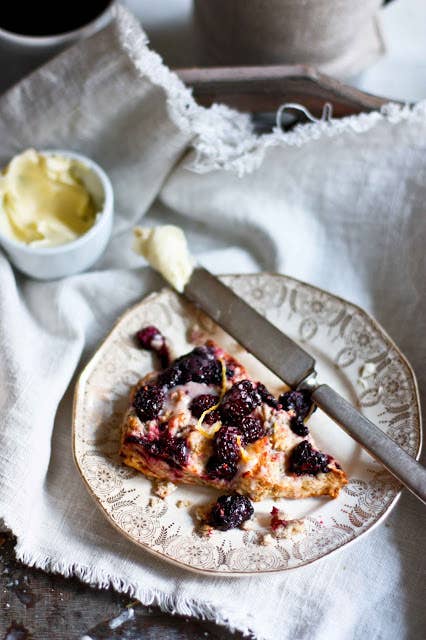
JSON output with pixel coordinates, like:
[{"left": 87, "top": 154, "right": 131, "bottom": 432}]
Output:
[
  {"left": 0, "top": 533, "right": 244, "bottom": 640},
  {"left": 176, "top": 64, "right": 403, "bottom": 117}
]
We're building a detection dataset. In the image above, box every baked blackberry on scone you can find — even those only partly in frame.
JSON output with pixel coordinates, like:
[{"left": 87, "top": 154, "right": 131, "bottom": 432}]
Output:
[{"left": 120, "top": 329, "right": 347, "bottom": 501}]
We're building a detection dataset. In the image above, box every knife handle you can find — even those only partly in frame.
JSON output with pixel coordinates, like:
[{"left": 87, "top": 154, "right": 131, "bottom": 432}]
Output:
[{"left": 312, "top": 384, "right": 426, "bottom": 505}]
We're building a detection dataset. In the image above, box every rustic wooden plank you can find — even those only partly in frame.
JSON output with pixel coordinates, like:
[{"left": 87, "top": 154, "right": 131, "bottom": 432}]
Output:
[
  {"left": 0, "top": 533, "right": 243, "bottom": 640},
  {"left": 176, "top": 64, "right": 402, "bottom": 117}
]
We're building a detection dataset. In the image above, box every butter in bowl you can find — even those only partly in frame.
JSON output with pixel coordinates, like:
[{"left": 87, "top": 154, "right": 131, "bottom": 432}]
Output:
[{"left": 0, "top": 148, "right": 113, "bottom": 279}]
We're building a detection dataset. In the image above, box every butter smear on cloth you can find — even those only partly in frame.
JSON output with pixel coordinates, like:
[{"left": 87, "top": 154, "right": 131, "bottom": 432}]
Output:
[
  {"left": 0, "top": 149, "right": 97, "bottom": 247},
  {"left": 133, "top": 225, "right": 194, "bottom": 292}
]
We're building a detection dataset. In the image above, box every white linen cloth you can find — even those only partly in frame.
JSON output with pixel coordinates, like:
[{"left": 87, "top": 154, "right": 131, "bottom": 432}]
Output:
[{"left": 0, "top": 7, "right": 425, "bottom": 639}]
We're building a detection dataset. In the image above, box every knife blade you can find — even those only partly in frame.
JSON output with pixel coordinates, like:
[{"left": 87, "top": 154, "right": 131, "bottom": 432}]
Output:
[{"left": 184, "top": 267, "right": 426, "bottom": 505}]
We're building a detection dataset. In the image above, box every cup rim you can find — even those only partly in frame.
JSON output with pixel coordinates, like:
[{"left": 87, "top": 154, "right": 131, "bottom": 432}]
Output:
[
  {"left": 0, "top": 1, "right": 115, "bottom": 47},
  {"left": 0, "top": 149, "right": 114, "bottom": 255}
]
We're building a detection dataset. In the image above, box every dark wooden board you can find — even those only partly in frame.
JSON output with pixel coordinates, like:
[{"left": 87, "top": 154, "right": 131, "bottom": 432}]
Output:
[
  {"left": 176, "top": 64, "right": 402, "bottom": 118},
  {"left": 0, "top": 533, "right": 244, "bottom": 640}
]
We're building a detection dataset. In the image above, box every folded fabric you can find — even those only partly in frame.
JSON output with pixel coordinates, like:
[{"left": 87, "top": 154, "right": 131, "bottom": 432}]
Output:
[{"left": 0, "top": 6, "right": 425, "bottom": 640}]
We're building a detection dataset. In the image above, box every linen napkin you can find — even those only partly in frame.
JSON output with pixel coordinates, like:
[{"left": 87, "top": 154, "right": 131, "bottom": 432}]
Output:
[{"left": 0, "top": 6, "right": 425, "bottom": 640}]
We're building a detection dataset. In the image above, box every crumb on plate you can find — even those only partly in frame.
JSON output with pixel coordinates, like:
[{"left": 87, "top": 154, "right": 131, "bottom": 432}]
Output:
[
  {"left": 154, "top": 480, "right": 177, "bottom": 499},
  {"left": 176, "top": 499, "right": 192, "bottom": 509},
  {"left": 194, "top": 504, "right": 212, "bottom": 522},
  {"left": 148, "top": 496, "right": 162, "bottom": 508},
  {"left": 270, "top": 506, "right": 305, "bottom": 539},
  {"left": 240, "top": 519, "right": 255, "bottom": 531},
  {"left": 261, "top": 533, "right": 275, "bottom": 546}
]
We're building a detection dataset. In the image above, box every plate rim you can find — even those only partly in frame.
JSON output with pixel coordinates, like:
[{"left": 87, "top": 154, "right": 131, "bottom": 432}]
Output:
[{"left": 72, "top": 272, "right": 423, "bottom": 577}]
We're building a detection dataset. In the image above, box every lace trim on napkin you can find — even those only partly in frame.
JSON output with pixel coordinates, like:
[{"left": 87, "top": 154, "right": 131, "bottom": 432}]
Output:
[{"left": 116, "top": 6, "right": 426, "bottom": 178}]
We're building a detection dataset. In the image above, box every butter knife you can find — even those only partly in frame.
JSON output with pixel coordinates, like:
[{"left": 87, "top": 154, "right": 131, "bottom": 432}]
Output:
[{"left": 183, "top": 267, "right": 426, "bottom": 505}]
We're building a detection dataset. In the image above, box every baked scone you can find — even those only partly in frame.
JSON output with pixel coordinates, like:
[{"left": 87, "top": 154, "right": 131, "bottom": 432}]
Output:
[{"left": 120, "top": 330, "right": 347, "bottom": 501}]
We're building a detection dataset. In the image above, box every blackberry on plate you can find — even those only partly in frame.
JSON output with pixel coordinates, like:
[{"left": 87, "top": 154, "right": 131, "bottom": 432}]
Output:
[
  {"left": 135, "top": 325, "right": 170, "bottom": 368},
  {"left": 157, "top": 345, "right": 222, "bottom": 389},
  {"left": 240, "top": 416, "right": 265, "bottom": 444},
  {"left": 133, "top": 385, "right": 165, "bottom": 421},
  {"left": 157, "top": 364, "right": 183, "bottom": 389},
  {"left": 190, "top": 394, "right": 218, "bottom": 419},
  {"left": 219, "top": 380, "right": 261, "bottom": 424},
  {"left": 214, "top": 426, "right": 241, "bottom": 464},
  {"left": 203, "top": 409, "right": 221, "bottom": 426},
  {"left": 206, "top": 457, "right": 238, "bottom": 480},
  {"left": 226, "top": 364, "right": 236, "bottom": 379},
  {"left": 124, "top": 434, "right": 161, "bottom": 457},
  {"left": 124, "top": 434, "right": 188, "bottom": 469},
  {"left": 279, "top": 390, "right": 314, "bottom": 421},
  {"left": 205, "top": 426, "right": 241, "bottom": 480},
  {"left": 289, "top": 440, "right": 330, "bottom": 476},
  {"left": 208, "top": 494, "right": 254, "bottom": 531},
  {"left": 256, "top": 382, "right": 279, "bottom": 408},
  {"left": 175, "top": 346, "right": 222, "bottom": 385},
  {"left": 161, "top": 436, "right": 189, "bottom": 468},
  {"left": 289, "top": 417, "right": 309, "bottom": 437},
  {"left": 136, "top": 325, "right": 163, "bottom": 350}
]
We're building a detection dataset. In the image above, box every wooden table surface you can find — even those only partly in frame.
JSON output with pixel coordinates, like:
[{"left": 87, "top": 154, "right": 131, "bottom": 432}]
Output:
[{"left": 0, "top": 533, "right": 243, "bottom": 640}]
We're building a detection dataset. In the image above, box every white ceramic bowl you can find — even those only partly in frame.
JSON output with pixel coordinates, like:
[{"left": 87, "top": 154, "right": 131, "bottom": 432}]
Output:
[{"left": 0, "top": 150, "right": 114, "bottom": 280}]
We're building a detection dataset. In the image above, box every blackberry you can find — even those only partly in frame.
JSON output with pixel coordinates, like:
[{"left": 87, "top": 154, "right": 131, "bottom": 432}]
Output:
[
  {"left": 176, "top": 346, "right": 222, "bottom": 385},
  {"left": 157, "top": 346, "right": 222, "bottom": 389},
  {"left": 136, "top": 325, "right": 162, "bottom": 350},
  {"left": 256, "top": 382, "right": 279, "bottom": 409},
  {"left": 206, "top": 425, "right": 241, "bottom": 480},
  {"left": 157, "top": 364, "right": 183, "bottom": 389},
  {"left": 289, "top": 417, "right": 309, "bottom": 437},
  {"left": 208, "top": 494, "right": 254, "bottom": 531},
  {"left": 203, "top": 409, "right": 221, "bottom": 426},
  {"left": 240, "top": 416, "right": 265, "bottom": 444},
  {"left": 133, "top": 385, "right": 165, "bottom": 421},
  {"left": 135, "top": 325, "right": 170, "bottom": 368},
  {"left": 279, "top": 390, "right": 314, "bottom": 421},
  {"left": 206, "top": 457, "right": 238, "bottom": 480},
  {"left": 190, "top": 394, "right": 218, "bottom": 419},
  {"left": 226, "top": 364, "right": 236, "bottom": 379},
  {"left": 214, "top": 426, "right": 241, "bottom": 464},
  {"left": 123, "top": 434, "right": 188, "bottom": 469},
  {"left": 219, "top": 380, "right": 261, "bottom": 424},
  {"left": 124, "top": 435, "right": 162, "bottom": 457},
  {"left": 289, "top": 441, "right": 330, "bottom": 476},
  {"left": 161, "top": 436, "right": 189, "bottom": 468}
]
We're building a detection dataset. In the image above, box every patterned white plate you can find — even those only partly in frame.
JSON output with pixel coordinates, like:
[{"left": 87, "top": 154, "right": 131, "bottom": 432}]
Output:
[{"left": 72, "top": 274, "right": 422, "bottom": 576}]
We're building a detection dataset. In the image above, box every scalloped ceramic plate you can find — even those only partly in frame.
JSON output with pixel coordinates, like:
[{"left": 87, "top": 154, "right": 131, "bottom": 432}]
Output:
[{"left": 72, "top": 274, "right": 422, "bottom": 576}]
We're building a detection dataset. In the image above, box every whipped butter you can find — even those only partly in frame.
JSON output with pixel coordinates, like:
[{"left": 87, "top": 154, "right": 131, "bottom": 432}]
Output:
[
  {"left": 133, "top": 225, "right": 194, "bottom": 292},
  {"left": 0, "top": 149, "right": 98, "bottom": 247}
]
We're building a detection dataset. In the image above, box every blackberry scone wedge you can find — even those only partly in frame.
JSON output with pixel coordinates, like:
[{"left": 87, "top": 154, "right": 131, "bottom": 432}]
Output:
[{"left": 120, "top": 331, "right": 347, "bottom": 501}]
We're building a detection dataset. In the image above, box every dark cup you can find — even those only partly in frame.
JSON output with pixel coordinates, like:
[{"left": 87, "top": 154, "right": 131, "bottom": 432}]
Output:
[{"left": 0, "top": 1, "right": 115, "bottom": 94}]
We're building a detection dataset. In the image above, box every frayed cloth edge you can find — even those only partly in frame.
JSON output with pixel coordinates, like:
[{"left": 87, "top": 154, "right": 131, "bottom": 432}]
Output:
[
  {"left": 9, "top": 533, "right": 257, "bottom": 638},
  {"left": 113, "top": 7, "right": 426, "bottom": 177}
]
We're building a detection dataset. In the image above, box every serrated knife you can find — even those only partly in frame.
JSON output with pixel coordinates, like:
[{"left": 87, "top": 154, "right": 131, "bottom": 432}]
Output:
[{"left": 182, "top": 267, "right": 426, "bottom": 505}]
